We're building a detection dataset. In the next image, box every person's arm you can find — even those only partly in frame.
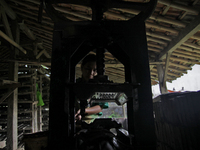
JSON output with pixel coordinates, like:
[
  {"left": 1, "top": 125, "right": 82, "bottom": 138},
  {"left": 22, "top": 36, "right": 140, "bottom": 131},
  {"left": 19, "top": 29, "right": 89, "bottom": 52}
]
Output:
[
  {"left": 85, "top": 105, "right": 102, "bottom": 115},
  {"left": 75, "top": 105, "right": 102, "bottom": 121}
]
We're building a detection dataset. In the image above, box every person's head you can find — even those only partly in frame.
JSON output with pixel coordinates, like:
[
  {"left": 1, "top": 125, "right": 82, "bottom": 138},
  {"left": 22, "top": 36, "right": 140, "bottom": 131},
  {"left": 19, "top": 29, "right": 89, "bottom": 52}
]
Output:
[{"left": 81, "top": 54, "right": 97, "bottom": 82}]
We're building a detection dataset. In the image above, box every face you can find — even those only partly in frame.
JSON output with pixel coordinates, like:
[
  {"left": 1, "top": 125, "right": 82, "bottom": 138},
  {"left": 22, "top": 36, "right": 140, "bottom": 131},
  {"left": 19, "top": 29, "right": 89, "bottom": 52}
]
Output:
[{"left": 81, "top": 61, "right": 97, "bottom": 82}]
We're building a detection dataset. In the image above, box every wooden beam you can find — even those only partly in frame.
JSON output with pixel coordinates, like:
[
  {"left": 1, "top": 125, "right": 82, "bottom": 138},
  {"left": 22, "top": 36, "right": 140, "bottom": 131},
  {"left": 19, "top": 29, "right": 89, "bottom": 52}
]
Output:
[
  {"left": 37, "top": 69, "right": 50, "bottom": 81},
  {"left": 147, "top": 36, "right": 168, "bottom": 45},
  {"left": 0, "top": 88, "right": 15, "bottom": 104},
  {"left": 36, "top": 49, "right": 51, "bottom": 59},
  {"left": 0, "top": 59, "right": 51, "bottom": 66},
  {"left": 25, "top": 20, "right": 53, "bottom": 31},
  {"left": 0, "top": 79, "right": 18, "bottom": 85},
  {"left": 148, "top": 47, "right": 161, "bottom": 53},
  {"left": 0, "top": 0, "right": 16, "bottom": 20},
  {"left": 18, "top": 21, "right": 36, "bottom": 41},
  {"left": 15, "top": 11, "right": 54, "bottom": 26},
  {"left": 0, "top": 30, "right": 27, "bottom": 54},
  {"left": 149, "top": 61, "right": 165, "bottom": 65},
  {"left": 158, "top": 13, "right": 200, "bottom": 60},
  {"left": 182, "top": 42, "right": 200, "bottom": 49},
  {"left": 158, "top": 0, "right": 199, "bottom": 14},
  {"left": 1, "top": 6, "right": 13, "bottom": 39},
  {"left": 169, "top": 62, "right": 191, "bottom": 70},
  {"left": 146, "top": 31, "right": 172, "bottom": 41},
  {"left": 156, "top": 64, "right": 168, "bottom": 94},
  {"left": 170, "top": 56, "right": 199, "bottom": 64},
  {"left": 150, "top": 14, "right": 186, "bottom": 28},
  {"left": 162, "top": 5, "right": 170, "bottom": 15},
  {"left": 163, "top": 52, "right": 172, "bottom": 84},
  {"left": 146, "top": 22, "right": 179, "bottom": 34},
  {"left": 172, "top": 51, "right": 200, "bottom": 60},
  {"left": 0, "top": 82, "right": 21, "bottom": 89}
]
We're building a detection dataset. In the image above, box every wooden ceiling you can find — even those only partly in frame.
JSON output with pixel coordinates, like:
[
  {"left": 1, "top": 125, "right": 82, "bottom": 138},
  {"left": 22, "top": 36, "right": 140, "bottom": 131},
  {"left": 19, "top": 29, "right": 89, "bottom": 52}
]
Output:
[{"left": 0, "top": 0, "right": 200, "bottom": 85}]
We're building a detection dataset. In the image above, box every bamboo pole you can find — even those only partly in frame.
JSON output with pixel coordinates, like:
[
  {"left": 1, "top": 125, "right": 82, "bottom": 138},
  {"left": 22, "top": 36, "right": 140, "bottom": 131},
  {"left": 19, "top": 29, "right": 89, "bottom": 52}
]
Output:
[
  {"left": 15, "top": 11, "right": 54, "bottom": 26},
  {"left": 179, "top": 46, "right": 200, "bottom": 54},
  {"left": 176, "top": 48, "right": 200, "bottom": 56},
  {"left": 182, "top": 42, "right": 200, "bottom": 49},
  {"left": 147, "top": 36, "right": 168, "bottom": 45},
  {"left": 115, "top": 8, "right": 186, "bottom": 27},
  {"left": 152, "top": 67, "right": 187, "bottom": 74},
  {"left": 169, "top": 62, "right": 191, "bottom": 70},
  {"left": 151, "top": 71, "right": 174, "bottom": 80},
  {"left": 148, "top": 43, "right": 164, "bottom": 50},
  {"left": 54, "top": 6, "right": 92, "bottom": 20},
  {"left": 10, "top": 0, "right": 39, "bottom": 11},
  {"left": 191, "top": 34, "right": 200, "bottom": 40},
  {"left": 25, "top": 20, "right": 53, "bottom": 31},
  {"left": 146, "top": 31, "right": 172, "bottom": 41},
  {"left": 170, "top": 56, "right": 199, "bottom": 64},
  {"left": 146, "top": 22, "right": 179, "bottom": 34},
  {"left": 148, "top": 47, "right": 161, "bottom": 53},
  {"left": 27, "top": 25, "right": 53, "bottom": 35},
  {"left": 172, "top": 51, "right": 200, "bottom": 60}
]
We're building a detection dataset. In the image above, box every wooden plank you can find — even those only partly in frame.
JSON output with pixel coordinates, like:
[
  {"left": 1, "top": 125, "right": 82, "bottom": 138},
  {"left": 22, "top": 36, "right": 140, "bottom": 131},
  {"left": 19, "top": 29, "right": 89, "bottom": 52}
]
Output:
[{"left": 158, "top": 13, "right": 200, "bottom": 60}]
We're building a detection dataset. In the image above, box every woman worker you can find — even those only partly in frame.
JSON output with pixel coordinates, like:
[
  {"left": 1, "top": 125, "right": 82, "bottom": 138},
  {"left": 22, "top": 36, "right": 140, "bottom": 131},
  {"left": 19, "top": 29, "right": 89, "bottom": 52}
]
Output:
[{"left": 75, "top": 54, "right": 108, "bottom": 122}]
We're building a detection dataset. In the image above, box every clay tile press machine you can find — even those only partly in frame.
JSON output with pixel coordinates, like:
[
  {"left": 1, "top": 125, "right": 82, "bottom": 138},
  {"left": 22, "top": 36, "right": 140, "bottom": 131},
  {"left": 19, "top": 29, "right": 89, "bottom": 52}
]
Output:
[{"left": 40, "top": 0, "right": 158, "bottom": 149}]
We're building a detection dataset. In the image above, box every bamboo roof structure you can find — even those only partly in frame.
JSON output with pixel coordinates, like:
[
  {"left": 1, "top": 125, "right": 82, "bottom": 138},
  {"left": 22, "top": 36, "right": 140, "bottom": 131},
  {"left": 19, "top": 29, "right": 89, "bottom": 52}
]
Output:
[{"left": 0, "top": 0, "right": 200, "bottom": 85}]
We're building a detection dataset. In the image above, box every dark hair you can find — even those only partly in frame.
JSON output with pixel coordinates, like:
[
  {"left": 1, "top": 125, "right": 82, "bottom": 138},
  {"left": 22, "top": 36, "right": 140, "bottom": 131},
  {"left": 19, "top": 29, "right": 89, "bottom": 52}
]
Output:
[{"left": 81, "top": 54, "right": 96, "bottom": 67}]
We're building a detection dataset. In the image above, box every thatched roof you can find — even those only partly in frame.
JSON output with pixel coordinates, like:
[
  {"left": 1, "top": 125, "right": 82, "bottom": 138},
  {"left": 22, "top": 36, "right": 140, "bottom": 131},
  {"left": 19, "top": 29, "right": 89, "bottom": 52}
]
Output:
[{"left": 0, "top": 0, "right": 200, "bottom": 85}]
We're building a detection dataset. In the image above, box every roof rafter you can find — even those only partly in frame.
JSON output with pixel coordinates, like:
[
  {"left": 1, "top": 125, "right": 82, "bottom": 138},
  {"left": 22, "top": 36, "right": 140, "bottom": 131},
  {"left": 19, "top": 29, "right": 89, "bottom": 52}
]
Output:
[{"left": 157, "top": 13, "right": 200, "bottom": 61}]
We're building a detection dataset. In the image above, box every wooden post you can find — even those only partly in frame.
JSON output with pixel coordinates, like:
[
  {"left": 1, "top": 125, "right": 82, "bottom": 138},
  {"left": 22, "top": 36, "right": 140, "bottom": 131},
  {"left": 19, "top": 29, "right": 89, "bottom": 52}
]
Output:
[
  {"left": 163, "top": 52, "right": 171, "bottom": 86},
  {"left": 157, "top": 64, "right": 168, "bottom": 94},
  {"left": 38, "top": 76, "right": 43, "bottom": 131},
  {"left": 31, "top": 69, "right": 38, "bottom": 133},
  {"left": 3, "top": 3, "right": 20, "bottom": 148},
  {"left": 7, "top": 62, "right": 18, "bottom": 150}
]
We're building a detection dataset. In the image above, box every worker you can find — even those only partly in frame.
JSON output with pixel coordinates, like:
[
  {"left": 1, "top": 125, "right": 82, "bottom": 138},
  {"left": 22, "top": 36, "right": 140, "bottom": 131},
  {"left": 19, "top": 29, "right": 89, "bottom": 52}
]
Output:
[{"left": 75, "top": 54, "right": 108, "bottom": 122}]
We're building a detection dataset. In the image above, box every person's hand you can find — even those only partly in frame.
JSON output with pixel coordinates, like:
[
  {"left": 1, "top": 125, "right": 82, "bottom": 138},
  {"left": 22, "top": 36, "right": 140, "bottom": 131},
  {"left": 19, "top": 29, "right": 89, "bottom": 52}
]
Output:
[{"left": 75, "top": 109, "right": 82, "bottom": 122}]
